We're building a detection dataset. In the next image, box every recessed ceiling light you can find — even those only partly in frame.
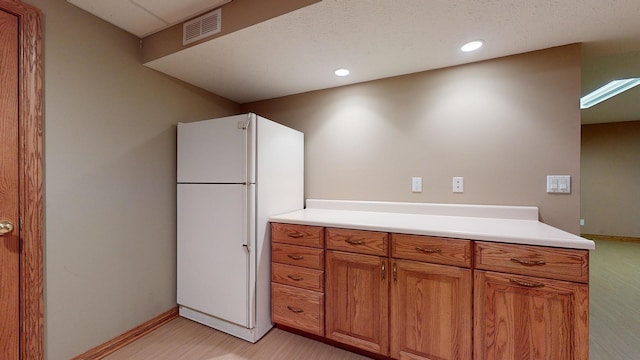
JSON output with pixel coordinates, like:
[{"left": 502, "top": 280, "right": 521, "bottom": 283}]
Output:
[
  {"left": 335, "top": 68, "right": 350, "bottom": 77},
  {"left": 461, "top": 40, "right": 483, "bottom": 52},
  {"left": 580, "top": 78, "right": 640, "bottom": 109}
]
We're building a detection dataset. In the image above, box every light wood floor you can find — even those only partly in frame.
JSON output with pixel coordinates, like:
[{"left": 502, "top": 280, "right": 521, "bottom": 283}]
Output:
[
  {"left": 102, "top": 317, "right": 371, "bottom": 360},
  {"left": 589, "top": 239, "right": 640, "bottom": 360},
  {"left": 104, "top": 239, "right": 639, "bottom": 359}
]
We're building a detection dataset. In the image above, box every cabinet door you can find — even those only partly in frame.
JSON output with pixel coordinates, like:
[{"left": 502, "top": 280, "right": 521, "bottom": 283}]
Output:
[
  {"left": 474, "top": 270, "right": 589, "bottom": 360},
  {"left": 326, "top": 250, "right": 389, "bottom": 355},
  {"left": 390, "top": 259, "right": 472, "bottom": 360}
]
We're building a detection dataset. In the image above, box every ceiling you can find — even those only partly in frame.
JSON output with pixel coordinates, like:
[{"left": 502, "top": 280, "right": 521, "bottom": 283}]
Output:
[
  {"left": 67, "top": 0, "right": 640, "bottom": 124},
  {"left": 66, "top": 0, "right": 232, "bottom": 37}
]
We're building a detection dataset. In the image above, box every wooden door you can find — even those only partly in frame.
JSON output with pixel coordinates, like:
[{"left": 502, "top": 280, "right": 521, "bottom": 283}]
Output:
[
  {"left": 0, "top": 8, "right": 20, "bottom": 359},
  {"left": 474, "top": 270, "right": 589, "bottom": 360},
  {"left": 325, "top": 250, "right": 389, "bottom": 355},
  {"left": 390, "top": 259, "right": 472, "bottom": 360}
]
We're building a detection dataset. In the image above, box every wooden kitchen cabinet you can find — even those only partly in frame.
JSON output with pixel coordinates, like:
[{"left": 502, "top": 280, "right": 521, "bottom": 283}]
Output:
[
  {"left": 474, "top": 242, "right": 589, "bottom": 360},
  {"left": 271, "top": 224, "right": 325, "bottom": 336},
  {"left": 272, "top": 243, "right": 324, "bottom": 269},
  {"left": 474, "top": 241, "right": 589, "bottom": 283},
  {"left": 325, "top": 228, "right": 389, "bottom": 356},
  {"left": 390, "top": 234, "right": 472, "bottom": 360},
  {"left": 325, "top": 227, "right": 388, "bottom": 256},
  {"left": 272, "top": 222, "right": 324, "bottom": 248},
  {"left": 270, "top": 221, "right": 590, "bottom": 360}
]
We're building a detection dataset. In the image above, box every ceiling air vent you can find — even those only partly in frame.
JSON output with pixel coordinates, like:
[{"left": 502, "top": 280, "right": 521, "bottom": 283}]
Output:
[{"left": 183, "top": 8, "right": 222, "bottom": 45}]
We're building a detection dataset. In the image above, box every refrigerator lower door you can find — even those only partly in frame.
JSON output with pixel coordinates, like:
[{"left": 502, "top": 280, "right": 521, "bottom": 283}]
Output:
[{"left": 177, "top": 183, "right": 252, "bottom": 328}]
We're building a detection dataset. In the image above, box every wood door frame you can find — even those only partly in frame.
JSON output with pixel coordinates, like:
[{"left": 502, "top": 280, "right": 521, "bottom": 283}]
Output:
[{"left": 1, "top": 0, "right": 43, "bottom": 358}]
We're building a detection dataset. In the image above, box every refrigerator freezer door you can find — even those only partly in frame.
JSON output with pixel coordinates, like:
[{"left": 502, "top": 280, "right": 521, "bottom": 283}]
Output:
[
  {"left": 177, "top": 183, "right": 252, "bottom": 328},
  {"left": 177, "top": 114, "right": 255, "bottom": 184}
]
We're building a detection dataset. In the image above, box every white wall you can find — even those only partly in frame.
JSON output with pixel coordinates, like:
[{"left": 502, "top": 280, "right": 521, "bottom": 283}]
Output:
[
  {"left": 21, "top": 1, "right": 584, "bottom": 357},
  {"left": 244, "top": 45, "right": 582, "bottom": 233},
  {"left": 581, "top": 120, "right": 640, "bottom": 237},
  {"left": 25, "top": 1, "right": 240, "bottom": 359}
]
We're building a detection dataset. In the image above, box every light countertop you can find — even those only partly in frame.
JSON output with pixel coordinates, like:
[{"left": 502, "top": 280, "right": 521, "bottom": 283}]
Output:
[{"left": 270, "top": 199, "right": 595, "bottom": 250}]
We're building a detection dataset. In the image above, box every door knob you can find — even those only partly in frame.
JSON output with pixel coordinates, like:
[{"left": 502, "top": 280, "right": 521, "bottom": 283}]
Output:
[{"left": 0, "top": 220, "right": 14, "bottom": 235}]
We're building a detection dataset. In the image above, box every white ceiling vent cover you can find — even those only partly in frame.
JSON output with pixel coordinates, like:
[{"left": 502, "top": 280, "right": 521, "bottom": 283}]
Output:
[{"left": 183, "top": 8, "right": 222, "bottom": 45}]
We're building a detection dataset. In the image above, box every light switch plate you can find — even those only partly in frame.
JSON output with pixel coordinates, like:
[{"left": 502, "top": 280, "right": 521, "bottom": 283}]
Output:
[{"left": 547, "top": 175, "right": 571, "bottom": 194}]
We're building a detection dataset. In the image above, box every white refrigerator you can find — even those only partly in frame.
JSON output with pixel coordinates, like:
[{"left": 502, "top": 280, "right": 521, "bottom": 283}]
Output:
[{"left": 177, "top": 113, "right": 303, "bottom": 342}]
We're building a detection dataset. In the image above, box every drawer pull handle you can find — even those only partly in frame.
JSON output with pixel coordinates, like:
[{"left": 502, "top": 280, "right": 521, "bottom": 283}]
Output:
[
  {"left": 287, "top": 274, "right": 304, "bottom": 281},
  {"left": 510, "top": 278, "right": 545, "bottom": 288},
  {"left": 287, "top": 306, "right": 304, "bottom": 313},
  {"left": 510, "top": 257, "right": 546, "bottom": 266},
  {"left": 345, "top": 238, "right": 365, "bottom": 245},
  {"left": 287, "top": 232, "right": 304, "bottom": 238},
  {"left": 287, "top": 254, "right": 304, "bottom": 260},
  {"left": 416, "top": 247, "right": 442, "bottom": 254}
]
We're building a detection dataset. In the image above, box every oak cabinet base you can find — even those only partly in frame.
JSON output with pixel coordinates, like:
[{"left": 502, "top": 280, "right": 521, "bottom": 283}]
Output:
[
  {"left": 272, "top": 283, "right": 324, "bottom": 336},
  {"left": 271, "top": 224, "right": 325, "bottom": 337},
  {"left": 271, "top": 224, "right": 590, "bottom": 360},
  {"left": 390, "top": 259, "right": 472, "bottom": 360},
  {"left": 325, "top": 250, "right": 389, "bottom": 355},
  {"left": 474, "top": 270, "right": 589, "bottom": 360}
]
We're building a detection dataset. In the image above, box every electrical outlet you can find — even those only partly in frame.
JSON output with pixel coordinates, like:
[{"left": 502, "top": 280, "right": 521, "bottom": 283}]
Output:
[{"left": 453, "top": 177, "right": 463, "bottom": 193}]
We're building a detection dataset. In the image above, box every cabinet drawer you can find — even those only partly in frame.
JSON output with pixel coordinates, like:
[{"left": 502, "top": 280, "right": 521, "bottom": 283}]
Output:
[
  {"left": 391, "top": 233, "right": 472, "bottom": 268},
  {"left": 272, "top": 263, "right": 324, "bottom": 291},
  {"left": 326, "top": 228, "right": 388, "bottom": 256},
  {"left": 271, "top": 223, "right": 324, "bottom": 248},
  {"left": 272, "top": 283, "right": 324, "bottom": 336},
  {"left": 474, "top": 241, "right": 589, "bottom": 283},
  {"left": 272, "top": 243, "right": 324, "bottom": 270}
]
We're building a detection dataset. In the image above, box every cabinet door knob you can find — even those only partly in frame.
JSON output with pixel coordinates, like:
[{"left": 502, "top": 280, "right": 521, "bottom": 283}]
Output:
[
  {"left": 393, "top": 263, "right": 398, "bottom": 284},
  {"left": 0, "top": 220, "right": 14, "bottom": 235},
  {"left": 381, "top": 261, "right": 386, "bottom": 280}
]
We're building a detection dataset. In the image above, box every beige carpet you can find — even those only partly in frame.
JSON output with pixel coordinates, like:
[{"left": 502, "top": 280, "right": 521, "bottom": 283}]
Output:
[{"left": 589, "top": 239, "right": 640, "bottom": 359}]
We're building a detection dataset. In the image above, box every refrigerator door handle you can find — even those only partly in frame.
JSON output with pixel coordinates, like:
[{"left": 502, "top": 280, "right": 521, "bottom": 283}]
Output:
[
  {"left": 243, "top": 182, "right": 256, "bottom": 252},
  {"left": 241, "top": 114, "right": 251, "bottom": 185},
  {"left": 243, "top": 120, "right": 248, "bottom": 185},
  {"left": 242, "top": 183, "right": 249, "bottom": 248},
  {"left": 244, "top": 182, "right": 256, "bottom": 329}
]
